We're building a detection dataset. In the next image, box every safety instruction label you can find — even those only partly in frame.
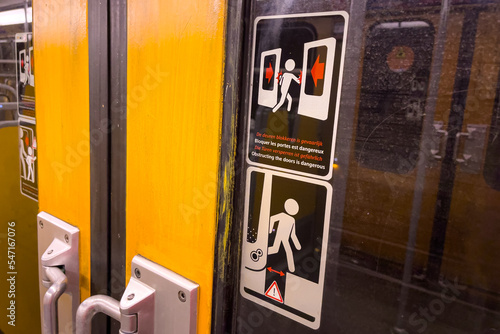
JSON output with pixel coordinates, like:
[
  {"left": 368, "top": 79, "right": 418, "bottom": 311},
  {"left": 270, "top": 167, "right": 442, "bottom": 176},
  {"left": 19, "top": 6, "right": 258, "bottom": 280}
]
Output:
[
  {"left": 16, "top": 33, "right": 35, "bottom": 120},
  {"left": 16, "top": 33, "right": 38, "bottom": 201},
  {"left": 18, "top": 120, "right": 38, "bottom": 201},
  {"left": 240, "top": 167, "right": 332, "bottom": 329},
  {"left": 246, "top": 11, "right": 348, "bottom": 180}
]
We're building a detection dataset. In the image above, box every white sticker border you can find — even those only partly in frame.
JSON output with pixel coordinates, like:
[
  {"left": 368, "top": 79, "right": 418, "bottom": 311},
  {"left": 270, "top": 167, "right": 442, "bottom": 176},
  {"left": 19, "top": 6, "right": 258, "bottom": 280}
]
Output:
[
  {"left": 239, "top": 166, "right": 333, "bottom": 329},
  {"left": 245, "top": 11, "right": 349, "bottom": 181}
]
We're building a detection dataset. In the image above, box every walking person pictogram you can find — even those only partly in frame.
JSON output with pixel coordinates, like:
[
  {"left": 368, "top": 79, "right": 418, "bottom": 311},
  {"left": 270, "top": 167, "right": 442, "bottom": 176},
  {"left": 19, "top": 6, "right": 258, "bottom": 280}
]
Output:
[
  {"left": 272, "top": 59, "right": 301, "bottom": 113},
  {"left": 268, "top": 198, "right": 301, "bottom": 272}
]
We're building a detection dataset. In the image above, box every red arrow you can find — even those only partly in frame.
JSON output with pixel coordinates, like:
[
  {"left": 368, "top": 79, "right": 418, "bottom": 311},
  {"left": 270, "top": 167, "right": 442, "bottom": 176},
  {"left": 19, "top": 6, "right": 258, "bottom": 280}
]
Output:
[
  {"left": 267, "top": 267, "right": 285, "bottom": 276},
  {"left": 265, "top": 62, "right": 274, "bottom": 84},
  {"left": 311, "top": 55, "right": 325, "bottom": 87}
]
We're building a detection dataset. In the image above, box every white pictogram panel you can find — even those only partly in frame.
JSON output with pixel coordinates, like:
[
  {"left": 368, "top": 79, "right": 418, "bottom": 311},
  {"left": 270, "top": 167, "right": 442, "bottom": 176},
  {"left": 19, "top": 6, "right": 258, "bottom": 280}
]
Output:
[
  {"left": 298, "top": 38, "right": 336, "bottom": 121},
  {"left": 258, "top": 48, "right": 282, "bottom": 108},
  {"left": 240, "top": 167, "right": 332, "bottom": 329}
]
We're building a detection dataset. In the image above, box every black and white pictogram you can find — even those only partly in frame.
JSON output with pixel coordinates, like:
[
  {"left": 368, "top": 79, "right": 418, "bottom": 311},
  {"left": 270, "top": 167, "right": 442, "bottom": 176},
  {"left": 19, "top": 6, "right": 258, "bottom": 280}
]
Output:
[
  {"left": 240, "top": 167, "right": 332, "bottom": 329},
  {"left": 18, "top": 122, "right": 38, "bottom": 201},
  {"left": 247, "top": 12, "right": 348, "bottom": 179}
]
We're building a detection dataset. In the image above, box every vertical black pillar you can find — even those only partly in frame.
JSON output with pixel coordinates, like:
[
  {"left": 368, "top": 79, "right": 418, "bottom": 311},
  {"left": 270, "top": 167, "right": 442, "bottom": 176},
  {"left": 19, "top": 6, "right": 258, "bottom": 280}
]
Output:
[
  {"left": 89, "top": 0, "right": 127, "bottom": 332},
  {"left": 427, "top": 8, "right": 480, "bottom": 282},
  {"left": 88, "top": 0, "right": 111, "bottom": 332}
]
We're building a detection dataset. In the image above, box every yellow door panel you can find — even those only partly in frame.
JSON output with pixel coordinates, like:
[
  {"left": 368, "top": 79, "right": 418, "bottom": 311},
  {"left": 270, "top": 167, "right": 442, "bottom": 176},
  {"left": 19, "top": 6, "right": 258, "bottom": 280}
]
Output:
[
  {"left": 33, "top": 0, "right": 91, "bottom": 300},
  {"left": 126, "top": 0, "right": 227, "bottom": 332}
]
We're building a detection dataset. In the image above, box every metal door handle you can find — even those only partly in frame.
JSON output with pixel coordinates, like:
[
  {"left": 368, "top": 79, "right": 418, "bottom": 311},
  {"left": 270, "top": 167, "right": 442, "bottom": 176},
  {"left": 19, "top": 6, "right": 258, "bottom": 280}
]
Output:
[
  {"left": 42, "top": 266, "right": 68, "bottom": 334},
  {"left": 76, "top": 295, "right": 123, "bottom": 334},
  {"left": 40, "top": 238, "right": 75, "bottom": 334},
  {"left": 76, "top": 264, "right": 154, "bottom": 334},
  {"left": 75, "top": 255, "right": 199, "bottom": 334},
  {"left": 38, "top": 212, "right": 80, "bottom": 334}
]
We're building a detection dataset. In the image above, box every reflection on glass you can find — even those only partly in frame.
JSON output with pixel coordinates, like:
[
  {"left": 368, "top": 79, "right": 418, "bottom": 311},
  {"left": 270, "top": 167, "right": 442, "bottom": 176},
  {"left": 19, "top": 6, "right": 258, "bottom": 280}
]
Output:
[{"left": 354, "top": 20, "right": 434, "bottom": 174}]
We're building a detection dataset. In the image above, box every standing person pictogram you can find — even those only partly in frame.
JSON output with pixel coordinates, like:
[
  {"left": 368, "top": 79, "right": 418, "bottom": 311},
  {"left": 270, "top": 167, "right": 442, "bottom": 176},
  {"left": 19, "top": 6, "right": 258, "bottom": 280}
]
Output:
[
  {"left": 19, "top": 128, "right": 27, "bottom": 179},
  {"left": 26, "top": 146, "right": 36, "bottom": 183},
  {"left": 268, "top": 198, "right": 302, "bottom": 272}
]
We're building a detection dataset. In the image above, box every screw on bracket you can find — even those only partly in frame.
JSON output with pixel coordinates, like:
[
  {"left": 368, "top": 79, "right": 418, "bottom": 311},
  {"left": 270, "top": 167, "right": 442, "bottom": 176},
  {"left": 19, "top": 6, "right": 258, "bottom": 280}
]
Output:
[{"left": 178, "top": 291, "right": 186, "bottom": 302}]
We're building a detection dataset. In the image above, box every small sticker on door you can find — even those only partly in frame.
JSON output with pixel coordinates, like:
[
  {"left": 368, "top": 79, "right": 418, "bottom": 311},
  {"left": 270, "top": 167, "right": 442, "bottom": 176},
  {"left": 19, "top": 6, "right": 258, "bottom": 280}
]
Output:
[{"left": 240, "top": 167, "right": 332, "bottom": 329}]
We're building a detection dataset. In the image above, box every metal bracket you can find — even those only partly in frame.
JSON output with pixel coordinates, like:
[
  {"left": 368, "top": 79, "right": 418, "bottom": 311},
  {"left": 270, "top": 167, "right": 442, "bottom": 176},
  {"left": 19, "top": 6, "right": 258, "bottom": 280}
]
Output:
[
  {"left": 119, "top": 276, "right": 155, "bottom": 333},
  {"left": 38, "top": 212, "right": 80, "bottom": 334},
  {"left": 130, "top": 255, "right": 199, "bottom": 333},
  {"left": 76, "top": 255, "right": 199, "bottom": 334},
  {"left": 453, "top": 124, "right": 487, "bottom": 174}
]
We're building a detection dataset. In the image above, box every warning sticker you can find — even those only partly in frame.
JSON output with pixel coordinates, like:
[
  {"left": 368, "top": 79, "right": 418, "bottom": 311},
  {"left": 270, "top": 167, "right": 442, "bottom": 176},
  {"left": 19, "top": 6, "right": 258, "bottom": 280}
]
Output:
[
  {"left": 16, "top": 33, "right": 38, "bottom": 201},
  {"left": 265, "top": 281, "right": 284, "bottom": 303},
  {"left": 246, "top": 12, "right": 348, "bottom": 180},
  {"left": 16, "top": 33, "right": 35, "bottom": 121},
  {"left": 19, "top": 120, "right": 38, "bottom": 201},
  {"left": 240, "top": 167, "right": 332, "bottom": 329}
]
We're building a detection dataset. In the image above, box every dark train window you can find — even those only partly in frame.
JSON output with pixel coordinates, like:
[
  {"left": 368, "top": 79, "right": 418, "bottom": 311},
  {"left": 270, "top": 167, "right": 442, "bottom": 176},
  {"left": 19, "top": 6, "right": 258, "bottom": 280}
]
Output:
[
  {"left": 261, "top": 54, "right": 276, "bottom": 91},
  {"left": 354, "top": 21, "right": 435, "bottom": 174},
  {"left": 304, "top": 46, "right": 327, "bottom": 96},
  {"left": 484, "top": 75, "right": 500, "bottom": 191}
]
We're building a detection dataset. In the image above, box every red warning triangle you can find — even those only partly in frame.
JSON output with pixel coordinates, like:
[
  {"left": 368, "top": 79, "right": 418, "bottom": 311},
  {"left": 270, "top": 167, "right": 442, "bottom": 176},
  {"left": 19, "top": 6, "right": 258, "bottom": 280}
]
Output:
[{"left": 265, "top": 281, "right": 283, "bottom": 303}]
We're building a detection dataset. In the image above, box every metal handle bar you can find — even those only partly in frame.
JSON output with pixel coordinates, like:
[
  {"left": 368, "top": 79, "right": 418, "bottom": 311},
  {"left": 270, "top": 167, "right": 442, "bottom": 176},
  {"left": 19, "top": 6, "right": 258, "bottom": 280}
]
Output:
[
  {"left": 76, "top": 295, "right": 138, "bottom": 334},
  {"left": 0, "top": 120, "right": 18, "bottom": 130},
  {"left": 0, "top": 83, "right": 17, "bottom": 98},
  {"left": 42, "top": 266, "right": 68, "bottom": 334}
]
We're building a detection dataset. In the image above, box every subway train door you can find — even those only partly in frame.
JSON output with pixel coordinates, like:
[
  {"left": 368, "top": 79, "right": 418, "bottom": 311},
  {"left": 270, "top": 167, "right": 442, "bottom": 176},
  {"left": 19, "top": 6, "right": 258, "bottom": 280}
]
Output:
[
  {"left": 30, "top": 0, "right": 500, "bottom": 334},
  {"left": 32, "top": 1, "right": 93, "bottom": 334},
  {"left": 123, "top": 0, "right": 228, "bottom": 332},
  {"left": 32, "top": 0, "right": 227, "bottom": 332}
]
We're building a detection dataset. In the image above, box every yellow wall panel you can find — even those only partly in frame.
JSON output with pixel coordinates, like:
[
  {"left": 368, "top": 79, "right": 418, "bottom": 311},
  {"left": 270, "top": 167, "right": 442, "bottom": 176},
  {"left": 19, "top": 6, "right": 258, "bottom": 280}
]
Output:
[
  {"left": 127, "top": 0, "right": 226, "bottom": 332},
  {"left": 33, "top": 0, "right": 91, "bottom": 300}
]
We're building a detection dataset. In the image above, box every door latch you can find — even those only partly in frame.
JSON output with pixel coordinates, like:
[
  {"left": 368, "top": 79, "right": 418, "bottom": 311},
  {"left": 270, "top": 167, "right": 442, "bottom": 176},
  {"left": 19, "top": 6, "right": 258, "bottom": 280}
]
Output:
[
  {"left": 38, "top": 212, "right": 80, "bottom": 334},
  {"left": 76, "top": 255, "right": 199, "bottom": 334}
]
